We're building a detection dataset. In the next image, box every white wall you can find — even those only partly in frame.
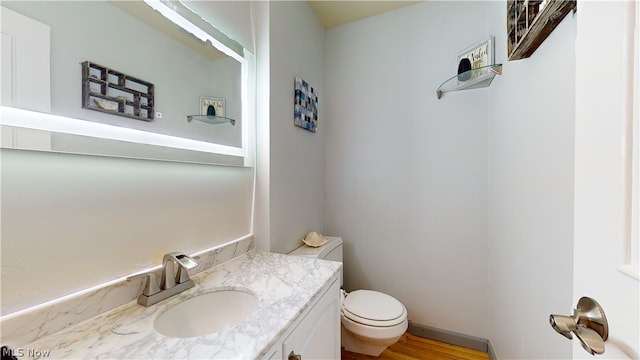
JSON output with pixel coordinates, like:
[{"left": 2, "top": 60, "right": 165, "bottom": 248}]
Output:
[
  {"left": 265, "top": 1, "right": 326, "bottom": 254},
  {"left": 325, "top": 2, "right": 578, "bottom": 356},
  {"left": 325, "top": 1, "right": 489, "bottom": 338},
  {"left": 176, "top": 1, "right": 327, "bottom": 255},
  {"left": 486, "top": 2, "right": 576, "bottom": 359},
  {"left": 253, "top": 0, "right": 271, "bottom": 252},
  {"left": 1, "top": 149, "right": 253, "bottom": 315}
]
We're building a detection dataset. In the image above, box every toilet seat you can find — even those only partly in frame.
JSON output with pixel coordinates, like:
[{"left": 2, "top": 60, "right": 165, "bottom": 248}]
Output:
[{"left": 342, "top": 290, "right": 407, "bottom": 327}]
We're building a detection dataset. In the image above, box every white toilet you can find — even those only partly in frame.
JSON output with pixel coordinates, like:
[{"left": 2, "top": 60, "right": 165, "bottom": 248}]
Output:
[{"left": 289, "top": 236, "right": 408, "bottom": 356}]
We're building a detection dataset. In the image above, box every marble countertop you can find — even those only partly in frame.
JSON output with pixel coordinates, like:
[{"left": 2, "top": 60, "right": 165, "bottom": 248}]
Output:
[{"left": 21, "top": 250, "right": 341, "bottom": 359}]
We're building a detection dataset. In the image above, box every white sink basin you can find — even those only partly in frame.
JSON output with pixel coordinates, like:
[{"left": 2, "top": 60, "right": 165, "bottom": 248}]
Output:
[{"left": 154, "top": 288, "right": 258, "bottom": 338}]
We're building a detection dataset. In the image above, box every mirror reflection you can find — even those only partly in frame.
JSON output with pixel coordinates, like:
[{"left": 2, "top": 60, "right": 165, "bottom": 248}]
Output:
[{"left": 1, "top": 0, "right": 249, "bottom": 165}]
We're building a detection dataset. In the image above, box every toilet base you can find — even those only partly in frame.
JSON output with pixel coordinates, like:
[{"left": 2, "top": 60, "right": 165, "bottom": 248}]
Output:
[{"left": 341, "top": 324, "right": 403, "bottom": 357}]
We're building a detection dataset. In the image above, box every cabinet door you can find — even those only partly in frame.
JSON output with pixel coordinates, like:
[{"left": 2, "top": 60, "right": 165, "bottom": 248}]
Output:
[{"left": 283, "top": 280, "right": 340, "bottom": 360}]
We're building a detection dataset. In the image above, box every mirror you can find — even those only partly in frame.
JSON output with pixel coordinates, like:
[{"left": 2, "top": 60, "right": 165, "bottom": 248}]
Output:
[{"left": 0, "top": 0, "right": 254, "bottom": 166}]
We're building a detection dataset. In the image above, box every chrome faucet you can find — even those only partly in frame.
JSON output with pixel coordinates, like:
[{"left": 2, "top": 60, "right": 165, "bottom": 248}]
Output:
[
  {"left": 161, "top": 252, "right": 198, "bottom": 289},
  {"left": 128, "top": 252, "right": 198, "bottom": 306}
]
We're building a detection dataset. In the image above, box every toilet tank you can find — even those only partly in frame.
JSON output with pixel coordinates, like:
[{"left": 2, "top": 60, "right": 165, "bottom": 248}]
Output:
[{"left": 289, "top": 236, "right": 343, "bottom": 285}]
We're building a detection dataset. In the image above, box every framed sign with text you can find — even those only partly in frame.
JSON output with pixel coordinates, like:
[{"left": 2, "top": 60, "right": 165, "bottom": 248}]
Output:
[
  {"left": 455, "top": 36, "right": 495, "bottom": 86},
  {"left": 200, "top": 96, "right": 225, "bottom": 118}
]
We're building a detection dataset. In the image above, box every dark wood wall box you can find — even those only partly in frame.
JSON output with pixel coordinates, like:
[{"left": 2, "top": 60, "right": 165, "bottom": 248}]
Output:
[
  {"left": 81, "top": 61, "right": 155, "bottom": 121},
  {"left": 507, "top": 0, "right": 576, "bottom": 60}
]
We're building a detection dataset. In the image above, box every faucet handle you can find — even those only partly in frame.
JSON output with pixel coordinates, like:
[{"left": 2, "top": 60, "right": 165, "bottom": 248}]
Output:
[
  {"left": 171, "top": 252, "right": 198, "bottom": 270},
  {"left": 176, "top": 253, "right": 198, "bottom": 284},
  {"left": 127, "top": 271, "right": 161, "bottom": 296}
]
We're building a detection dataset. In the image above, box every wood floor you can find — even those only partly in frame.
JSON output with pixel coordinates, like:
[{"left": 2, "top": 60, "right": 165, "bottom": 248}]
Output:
[{"left": 341, "top": 332, "right": 490, "bottom": 360}]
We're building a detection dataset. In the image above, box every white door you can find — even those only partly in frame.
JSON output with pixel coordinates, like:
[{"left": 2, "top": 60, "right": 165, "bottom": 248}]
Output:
[
  {"left": 572, "top": 1, "right": 639, "bottom": 359},
  {"left": 1, "top": 6, "right": 51, "bottom": 150},
  {"left": 0, "top": 6, "right": 50, "bottom": 111}
]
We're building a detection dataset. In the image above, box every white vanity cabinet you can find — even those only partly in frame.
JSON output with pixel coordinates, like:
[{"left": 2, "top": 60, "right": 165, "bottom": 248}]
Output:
[{"left": 263, "top": 276, "right": 341, "bottom": 360}]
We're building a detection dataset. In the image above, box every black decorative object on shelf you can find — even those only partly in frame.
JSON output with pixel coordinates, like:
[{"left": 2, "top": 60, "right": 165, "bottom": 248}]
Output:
[
  {"left": 457, "top": 58, "right": 472, "bottom": 81},
  {"left": 81, "top": 61, "right": 155, "bottom": 121}
]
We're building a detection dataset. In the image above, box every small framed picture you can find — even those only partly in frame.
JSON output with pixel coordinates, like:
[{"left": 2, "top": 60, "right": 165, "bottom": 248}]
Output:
[
  {"left": 455, "top": 36, "right": 495, "bottom": 85},
  {"left": 200, "top": 96, "right": 225, "bottom": 117},
  {"left": 294, "top": 77, "right": 318, "bottom": 132}
]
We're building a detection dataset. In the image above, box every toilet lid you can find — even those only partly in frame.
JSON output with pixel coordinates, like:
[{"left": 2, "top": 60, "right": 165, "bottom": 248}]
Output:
[{"left": 342, "top": 290, "right": 405, "bottom": 326}]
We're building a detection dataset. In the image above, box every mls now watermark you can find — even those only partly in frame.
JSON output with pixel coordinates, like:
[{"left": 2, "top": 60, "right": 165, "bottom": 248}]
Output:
[{"left": 1, "top": 346, "right": 52, "bottom": 358}]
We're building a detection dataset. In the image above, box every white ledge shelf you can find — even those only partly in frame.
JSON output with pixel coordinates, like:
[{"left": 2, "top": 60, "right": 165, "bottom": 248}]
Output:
[
  {"left": 436, "top": 64, "right": 503, "bottom": 99},
  {"left": 187, "top": 114, "right": 236, "bottom": 126}
]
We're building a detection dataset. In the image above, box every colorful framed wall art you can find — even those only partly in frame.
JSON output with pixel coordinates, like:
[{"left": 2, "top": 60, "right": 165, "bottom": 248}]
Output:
[{"left": 294, "top": 77, "right": 318, "bottom": 132}]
